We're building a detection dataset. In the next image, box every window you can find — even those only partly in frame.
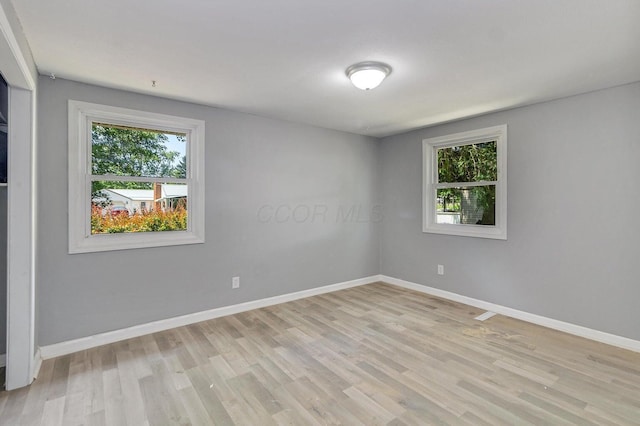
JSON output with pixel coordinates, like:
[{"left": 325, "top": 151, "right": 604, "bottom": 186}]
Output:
[
  {"left": 423, "top": 125, "right": 507, "bottom": 239},
  {"left": 68, "top": 101, "right": 205, "bottom": 253}
]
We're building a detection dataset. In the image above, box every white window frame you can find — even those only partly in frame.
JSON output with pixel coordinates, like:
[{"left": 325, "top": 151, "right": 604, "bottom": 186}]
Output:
[
  {"left": 423, "top": 124, "right": 507, "bottom": 240},
  {"left": 68, "top": 100, "right": 205, "bottom": 253}
]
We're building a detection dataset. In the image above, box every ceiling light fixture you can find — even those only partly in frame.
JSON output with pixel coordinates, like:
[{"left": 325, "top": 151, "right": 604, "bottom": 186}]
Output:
[{"left": 346, "top": 61, "right": 392, "bottom": 90}]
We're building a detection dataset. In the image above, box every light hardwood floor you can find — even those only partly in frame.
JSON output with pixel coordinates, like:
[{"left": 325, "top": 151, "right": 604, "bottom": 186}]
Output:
[{"left": 1, "top": 282, "right": 640, "bottom": 425}]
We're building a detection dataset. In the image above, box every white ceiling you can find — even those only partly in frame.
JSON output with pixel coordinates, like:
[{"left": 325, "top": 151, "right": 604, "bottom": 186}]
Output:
[{"left": 11, "top": 0, "right": 640, "bottom": 137}]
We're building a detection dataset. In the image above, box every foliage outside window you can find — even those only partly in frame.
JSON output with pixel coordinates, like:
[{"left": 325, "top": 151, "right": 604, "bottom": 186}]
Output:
[
  {"left": 90, "top": 124, "right": 188, "bottom": 235},
  {"left": 69, "top": 101, "right": 205, "bottom": 253},
  {"left": 423, "top": 125, "right": 507, "bottom": 240}
]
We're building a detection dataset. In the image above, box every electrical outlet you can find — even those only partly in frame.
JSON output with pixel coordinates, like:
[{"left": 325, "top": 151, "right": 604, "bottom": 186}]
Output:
[
  {"left": 437, "top": 264, "right": 444, "bottom": 275},
  {"left": 232, "top": 276, "right": 240, "bottom": 289}
]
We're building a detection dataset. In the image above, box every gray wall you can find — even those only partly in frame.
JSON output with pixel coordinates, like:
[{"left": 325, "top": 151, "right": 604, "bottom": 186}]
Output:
[
  {"left": 380, "top": 82, "right": 640, "bottom": 341},
  {"left": 37, "top": 76, "right": 640, "bottom": 347},
  {"left": 37, "top": 77, "right": 380, "bottom": 346}
]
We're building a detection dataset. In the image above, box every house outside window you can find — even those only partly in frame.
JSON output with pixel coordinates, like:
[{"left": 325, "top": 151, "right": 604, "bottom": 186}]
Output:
[
  {"left": 423, "top": 125, "right": 507, "bottom": 240},
  {"left": 68, "top": 100, "right": 205, "bottom": 253}
]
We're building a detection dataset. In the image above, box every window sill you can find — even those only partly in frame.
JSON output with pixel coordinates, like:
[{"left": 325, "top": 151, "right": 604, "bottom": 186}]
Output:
[
  {"left": 69, "top": 230, "right": 204, "bottom": 254},
  {"left": 423, "top": 223, "right": 507, "bottom": 240}
]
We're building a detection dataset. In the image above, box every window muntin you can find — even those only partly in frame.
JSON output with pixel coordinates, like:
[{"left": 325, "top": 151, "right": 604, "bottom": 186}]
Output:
[
  {"left": 423, "top": 125, "right": 506, "bottom": 239},
  {"left": 69, "top": 101, "right": 205, "bottom": 253}
]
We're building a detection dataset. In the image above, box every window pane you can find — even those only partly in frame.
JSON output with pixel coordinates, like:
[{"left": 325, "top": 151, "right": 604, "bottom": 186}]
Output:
[
  {"left": 92, "top": 123, "right": 187, "bottom": 178},
  {"left": 91, "top": 181, "right": 187, "bottom": 234},
  {"left": 436, "top": 185, "right": 495, "bottom": 225},
  {"left": 437, "top": 141, "right": 497, "bottom": 183}
]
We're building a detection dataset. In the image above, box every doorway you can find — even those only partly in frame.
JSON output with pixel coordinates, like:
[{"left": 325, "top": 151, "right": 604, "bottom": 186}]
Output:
[
  {"left": 0, "top": 73, "right": 7, "bottom": 389},
  {"left": 0, "top": 1, "right": 37, "bottom": 390}
]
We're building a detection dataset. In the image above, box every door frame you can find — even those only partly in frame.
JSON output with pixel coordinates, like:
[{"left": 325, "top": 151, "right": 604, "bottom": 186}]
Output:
[{"left": 0, "top": 2, "right": 38, "bottom": 390}]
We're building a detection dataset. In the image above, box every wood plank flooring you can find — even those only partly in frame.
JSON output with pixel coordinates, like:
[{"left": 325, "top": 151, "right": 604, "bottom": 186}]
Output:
[{"left": 1, "top": 282, "right": 640, "bottom": 425}]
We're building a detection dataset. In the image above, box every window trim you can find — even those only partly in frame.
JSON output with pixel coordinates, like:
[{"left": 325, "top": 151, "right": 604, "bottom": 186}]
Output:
[
  {"left": 422, "top": 124, "right": 507, "bottom": 240},
  {"left": 68, "top": 100, "right": 205, "bottom": 253}
]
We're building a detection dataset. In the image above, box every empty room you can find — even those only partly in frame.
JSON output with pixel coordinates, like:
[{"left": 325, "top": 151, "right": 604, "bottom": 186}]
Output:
[{"left": 1, "top": 0, "right": 639, "bottom": 424}]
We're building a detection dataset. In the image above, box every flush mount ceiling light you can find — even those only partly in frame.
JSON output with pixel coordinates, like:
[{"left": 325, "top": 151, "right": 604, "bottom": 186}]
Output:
[{"left": 346, "top": 61, "right": 392, "bottom": 90}]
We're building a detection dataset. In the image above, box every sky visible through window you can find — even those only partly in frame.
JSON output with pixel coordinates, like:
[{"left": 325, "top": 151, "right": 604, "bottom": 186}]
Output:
[{"left": 165, "top": 134, "right": 186, "bottom": 168}]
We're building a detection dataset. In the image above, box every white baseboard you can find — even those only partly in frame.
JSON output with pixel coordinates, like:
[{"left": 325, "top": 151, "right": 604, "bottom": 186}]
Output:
[
  {"left": 32, "top": 348, "right": 42, "bottom": 380},
  {"left": 39, "top": 275, "right": 382, "bottom": 360},
  {"left": 0, "top": 353, "right": 5, "bottom": 368},
  {"left": 39, "top": 273, "right": 639, "bottom": 360},
  {"left": 381, "top": 275, "right": 640, "bottom": 354}
]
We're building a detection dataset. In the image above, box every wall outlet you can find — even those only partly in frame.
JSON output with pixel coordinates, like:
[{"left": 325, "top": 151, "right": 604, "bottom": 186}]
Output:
[
  {"left": 232, "top": 276, "right": 240, "bottom": 289},
  {"left": 437, "top": 264, "right": 444, "bottom": 275}
]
